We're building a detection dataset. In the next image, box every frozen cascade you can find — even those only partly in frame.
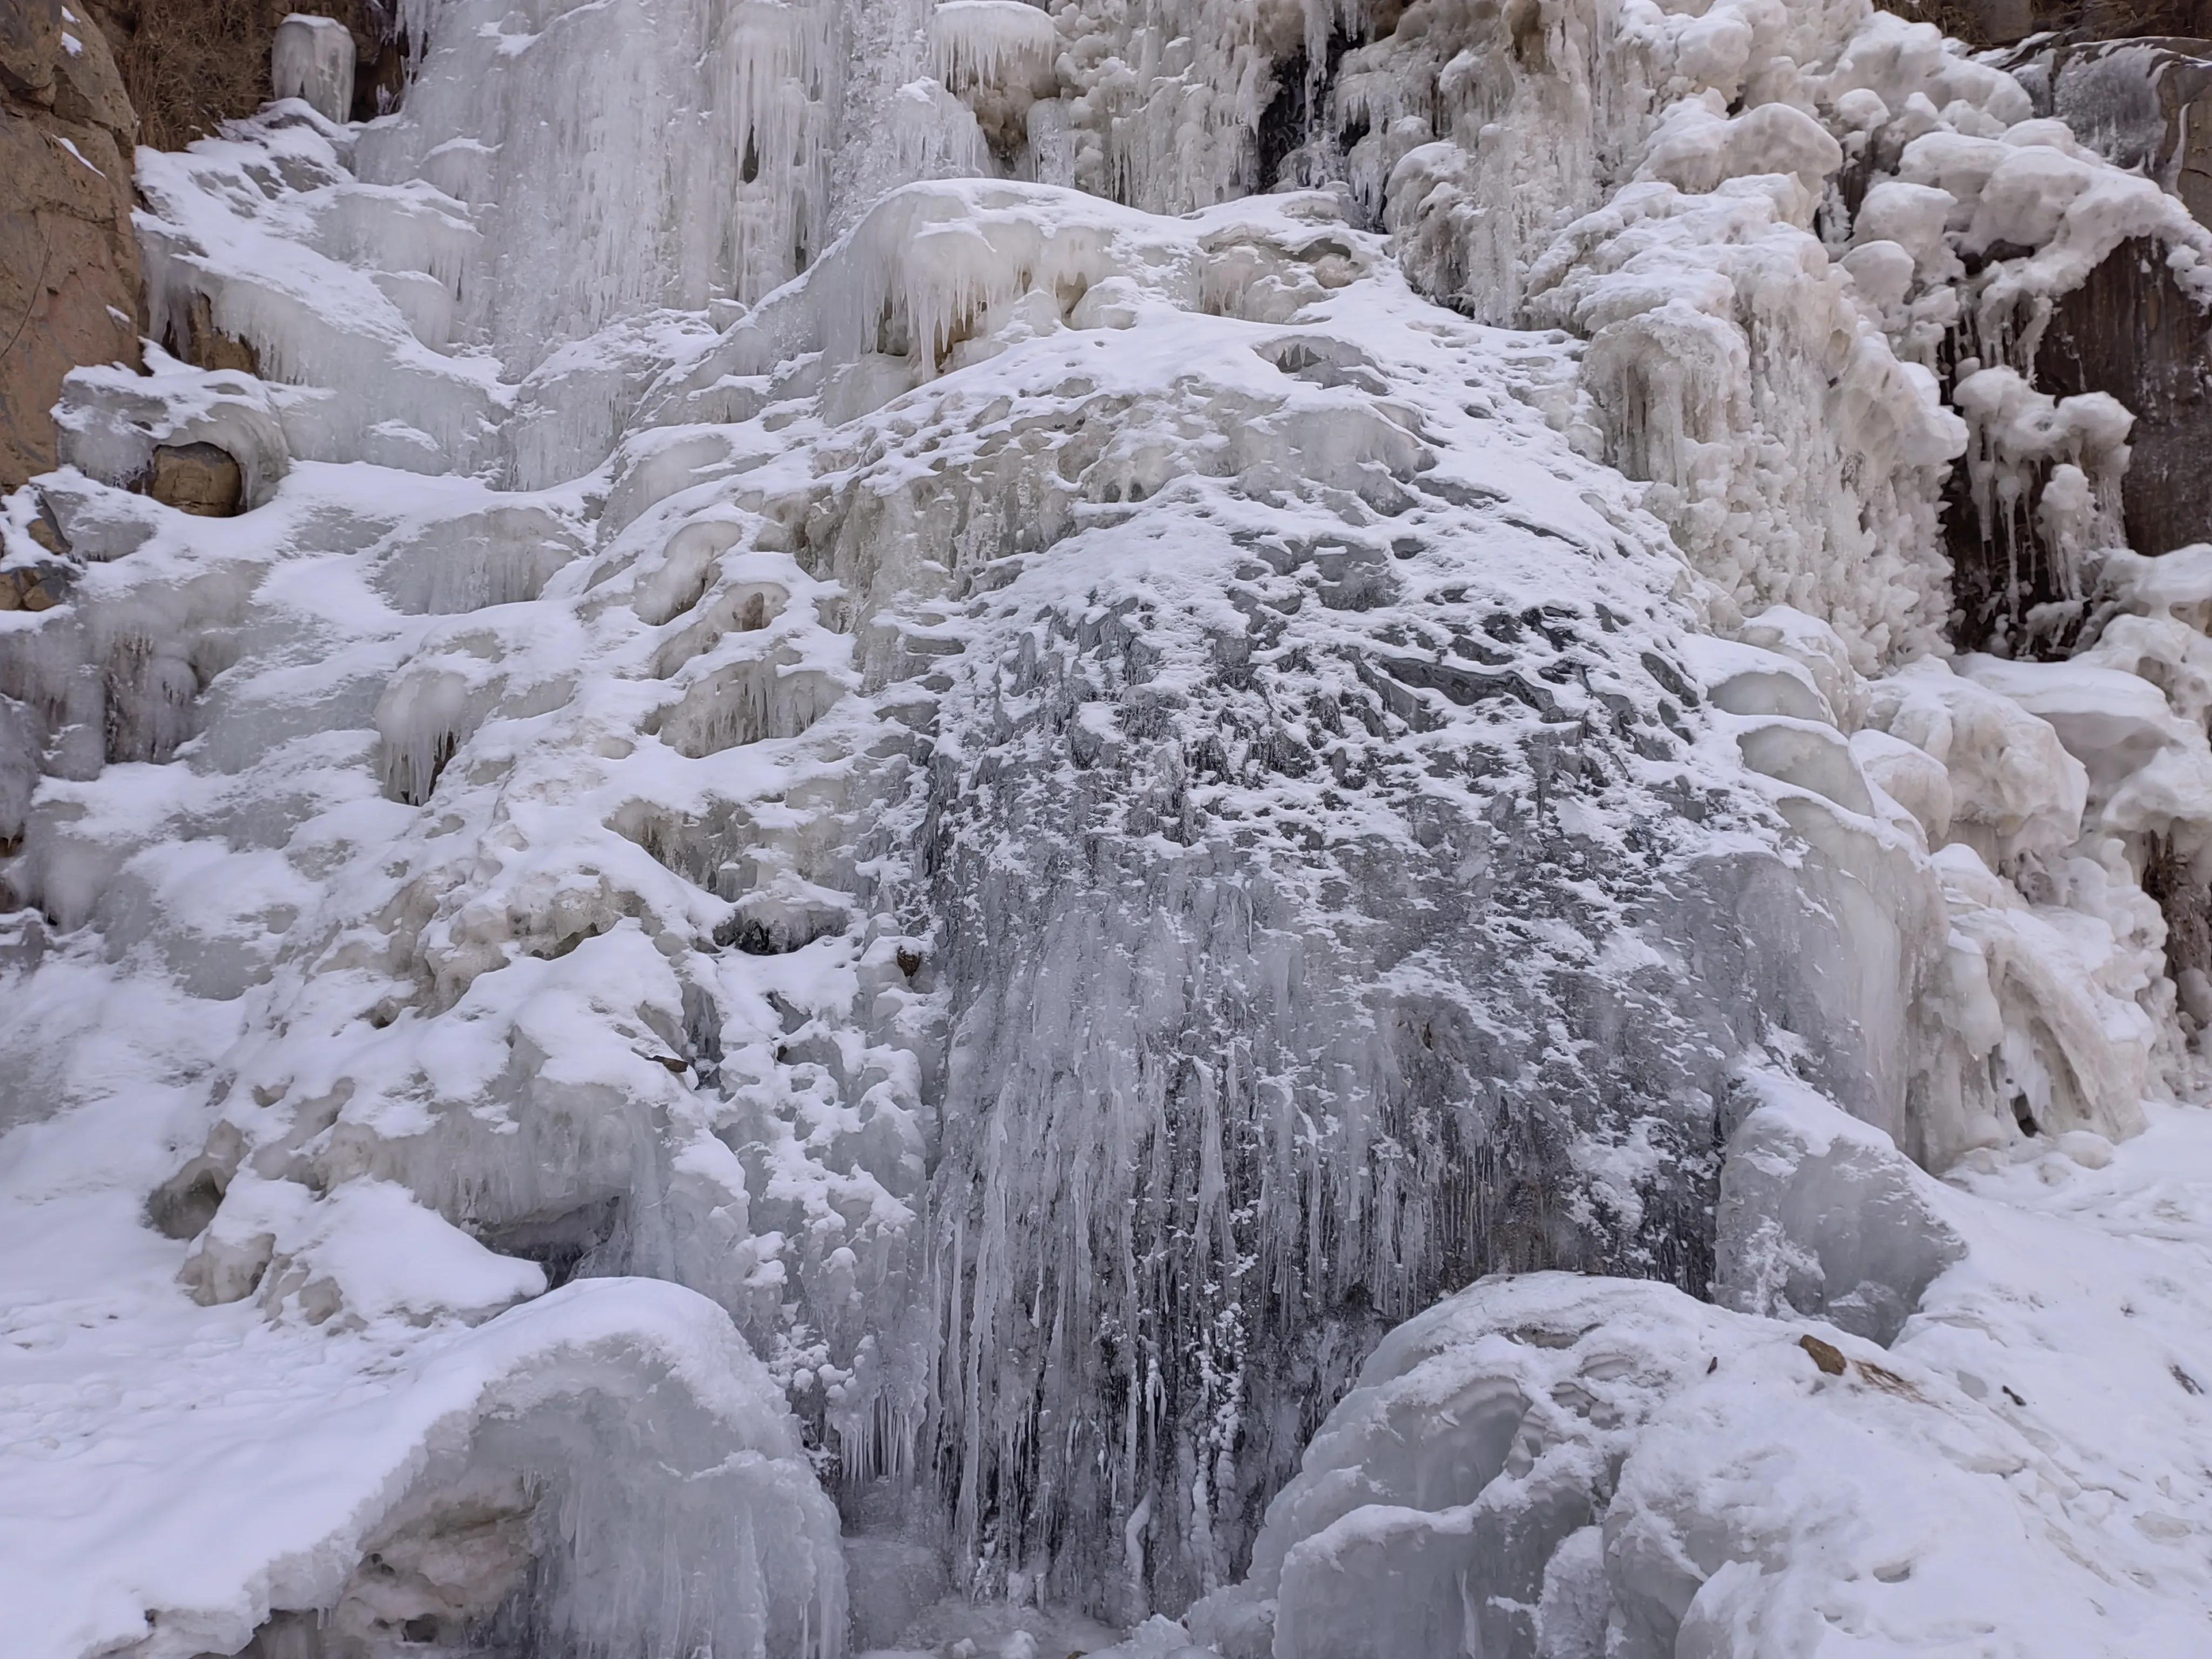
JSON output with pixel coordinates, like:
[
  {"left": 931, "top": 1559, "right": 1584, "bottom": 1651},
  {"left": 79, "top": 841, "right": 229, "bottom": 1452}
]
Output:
[{"left": 5, "top": 0, "right": 2212, "bottom": 1655}]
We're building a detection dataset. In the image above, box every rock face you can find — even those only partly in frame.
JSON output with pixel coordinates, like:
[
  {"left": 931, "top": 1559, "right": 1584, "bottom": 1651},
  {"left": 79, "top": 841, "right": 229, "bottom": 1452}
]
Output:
[
  {"left": 0, "top": 561, "right": 68, "bottom": 612},
  {"left": 1945, "top": 237, "right": 2212, "bottom": 638},
  {"left": 1916, "top": 27, "right": 2212, "bottom": 639},
  {"left": 2012, "top": 33, "right": 2212, "bottom": 229},
  {"left": 2038, "top": 237, "right": 2212, "bottom": 558},
  {"left": 0, "top": 0, "right": 142, "bottom": 494}
]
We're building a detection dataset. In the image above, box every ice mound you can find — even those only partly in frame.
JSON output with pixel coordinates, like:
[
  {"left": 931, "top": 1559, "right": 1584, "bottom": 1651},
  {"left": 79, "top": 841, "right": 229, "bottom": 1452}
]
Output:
[
  {"left": 12, "top": 163, "right": 1967, "bottom": 1616},
  {"left": 0, "top": 1168, "right": 843, "bottom": 1659},
  {"left": 133, "top": 109, "right": 503, "bottom": 475},
  {"left": 1186, "top": 1085, "right": 2212, "bottom": 1659},
  {"left": 1715, "top": 1067, "right": 1964, "bottom": 1345},
  {"left": 930, "top": 2, "right": 1059, "bottom": 100}
]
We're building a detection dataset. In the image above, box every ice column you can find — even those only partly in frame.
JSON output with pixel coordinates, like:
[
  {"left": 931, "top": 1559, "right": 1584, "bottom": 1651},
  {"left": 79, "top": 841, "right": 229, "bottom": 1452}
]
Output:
[{"left": 272, "top": 13, "right": 356, "bottom": 124}]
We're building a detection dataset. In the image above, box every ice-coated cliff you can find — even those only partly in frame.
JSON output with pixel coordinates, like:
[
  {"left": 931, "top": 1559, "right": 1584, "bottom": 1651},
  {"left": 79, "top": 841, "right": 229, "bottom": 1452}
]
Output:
[{"left": 7, "top": 1, "right": 2212, "bottom": 1655}]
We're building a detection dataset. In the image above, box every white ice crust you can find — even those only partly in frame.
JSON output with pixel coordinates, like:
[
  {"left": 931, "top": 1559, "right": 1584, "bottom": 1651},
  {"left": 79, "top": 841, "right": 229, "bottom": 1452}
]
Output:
[{"left": 8, "top": 0, "right": 2212, "bottom": 1654}]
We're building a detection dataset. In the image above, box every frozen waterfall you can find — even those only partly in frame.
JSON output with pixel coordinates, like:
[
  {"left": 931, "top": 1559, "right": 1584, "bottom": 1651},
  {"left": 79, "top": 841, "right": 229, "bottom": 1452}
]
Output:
[{"left": 7, "top": 1, "right": 2212, "bottom": 1655}]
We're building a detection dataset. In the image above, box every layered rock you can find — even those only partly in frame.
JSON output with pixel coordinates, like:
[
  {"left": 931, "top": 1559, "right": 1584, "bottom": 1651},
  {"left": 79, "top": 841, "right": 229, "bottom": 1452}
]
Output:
[
  {"left": 0, "top": 0, "right": 141, "bottom": 493},
  {"left": 2036, "top": 234, "right": 2212, "bottom": 559}
]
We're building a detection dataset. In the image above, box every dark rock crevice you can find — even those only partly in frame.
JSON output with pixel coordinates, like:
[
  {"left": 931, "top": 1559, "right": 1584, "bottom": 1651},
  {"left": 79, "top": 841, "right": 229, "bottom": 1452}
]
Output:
[
  {"left": 1880, "top": 1, "right": 2212, "bottom": 49},
  {"left": 2036, "top": 237, "right": 2212, "bottom": 560},
  {"left": 1942, "top": 239, "right": 2212, "bottom": 658}
]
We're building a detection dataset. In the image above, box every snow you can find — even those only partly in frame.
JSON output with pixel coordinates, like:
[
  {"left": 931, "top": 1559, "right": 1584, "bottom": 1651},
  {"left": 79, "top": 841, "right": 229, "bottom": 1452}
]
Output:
[
  {"left": 8, "top": 0, "right": 2212, "bottom": 1653},
  {"left": 51, "top": 133, "right": 105, "bottom": 177}
]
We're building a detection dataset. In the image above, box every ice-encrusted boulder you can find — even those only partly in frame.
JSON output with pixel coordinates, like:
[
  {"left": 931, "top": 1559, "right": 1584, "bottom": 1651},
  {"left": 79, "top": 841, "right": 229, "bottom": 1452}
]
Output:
[
  {"left": 1186, "top": 1082, "right": 2212, "bottom": 1658},
  {"left": 2, "top": 1276, "right": 843, "bottom": 1659},
  {"left": 1715, "top": 1069, "right": 1965, "bottom": 1345}
]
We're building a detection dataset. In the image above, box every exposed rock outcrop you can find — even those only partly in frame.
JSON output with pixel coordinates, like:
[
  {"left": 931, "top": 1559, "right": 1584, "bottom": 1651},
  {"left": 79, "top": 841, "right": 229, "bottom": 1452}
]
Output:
[
  {"left": 146, "top": 439, "right": 243, "bottom": 517},
  {"left": 0, "top": 0, "right": 141, "bottom": 493},
  {"left": 1944, "top": 235, "right": 2212, "bottom": 640},
  {"left": 2038, "top": 236, "right": 2212, "bottom": 558},
  {"left": 2012, "top": 32, "right": 2212, "bottom": 228}
]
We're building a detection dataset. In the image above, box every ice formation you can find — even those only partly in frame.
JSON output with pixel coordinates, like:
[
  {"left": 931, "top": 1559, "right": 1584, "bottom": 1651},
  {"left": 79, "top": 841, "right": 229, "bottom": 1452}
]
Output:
[
  {"left": 1186, "top": 1085, "right": 2212, "bottom": 1658},
  {"left": 272, "top": 14, "right": 358, "bottom": 126},
  {"left": 8, "top": 0, "right": 2212, "bottom": 1654}
]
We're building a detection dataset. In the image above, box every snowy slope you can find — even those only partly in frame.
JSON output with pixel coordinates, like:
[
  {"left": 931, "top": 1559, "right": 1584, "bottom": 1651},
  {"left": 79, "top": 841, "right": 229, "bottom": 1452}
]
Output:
[{"left": 5, "top": 0, "right": 2212, "bottom": 1655}]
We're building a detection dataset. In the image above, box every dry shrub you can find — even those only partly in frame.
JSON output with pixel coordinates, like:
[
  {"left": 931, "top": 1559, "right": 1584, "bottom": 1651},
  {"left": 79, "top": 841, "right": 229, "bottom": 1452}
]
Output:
[
  {"left": 1871, "top": 0, "right": 2002, "bottom": 46},
  {"left": 1872, "top": 0, "right": 2211, "bottom": 45},
  {"left": 2078, "top": 0, "right": 2212, "bottom": 36},
  {"left": 86, "top": 0, "right": 402, "bottom": 152}
]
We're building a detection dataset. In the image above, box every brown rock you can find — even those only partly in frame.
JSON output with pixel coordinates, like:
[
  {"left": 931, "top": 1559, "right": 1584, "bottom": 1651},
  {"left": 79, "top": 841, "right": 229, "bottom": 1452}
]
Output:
[
  {"left": 1799, "top": 1333, "right": 1849, "bottom": 1376},
  {"left": 166, "top": 291, "right": 260, "bottom": 375},
  {"left": 24, "top": 496, "right": 65, "bottom": 552},
  {"left": 1, "top": 0, "right": 143, "bottom": 493},
  {"left": 147, "top": 441, "right": 244, "bottom": 516},
  {"left": 0, "top": 562, "right": 72, "bottom": 611},
  {"left": 49, "top": 4, "right": 133, "bottom": 132},
  {"left": 0, "top": 0, "right": 63, "bottom": 104}
]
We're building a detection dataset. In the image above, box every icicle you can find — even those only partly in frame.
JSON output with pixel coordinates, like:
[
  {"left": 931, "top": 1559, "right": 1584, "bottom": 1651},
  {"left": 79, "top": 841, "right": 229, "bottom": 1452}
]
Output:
[
  {"left": 928, "top": 0, "right": 1057, "bottom": 98},
  {"left": 272, "top": 13, "right": 356, "bottom": 124}
]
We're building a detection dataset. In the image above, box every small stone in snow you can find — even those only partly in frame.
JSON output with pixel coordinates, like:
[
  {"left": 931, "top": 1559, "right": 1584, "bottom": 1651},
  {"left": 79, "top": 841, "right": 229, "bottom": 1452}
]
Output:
[{"left": 1799, "top": 1334, "right": 1846, "bottom": 1376}]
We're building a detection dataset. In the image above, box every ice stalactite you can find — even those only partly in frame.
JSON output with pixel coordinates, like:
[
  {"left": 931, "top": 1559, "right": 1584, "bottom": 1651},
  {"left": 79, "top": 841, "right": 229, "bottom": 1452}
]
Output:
[
  {"left": 1947, "top": 366, "right": 2134, "bottom": 650},
  {"left": 932, "top": 2, "right": 1060, "bottom": 105},
  {"left": 1358, "top": 2, "right": 2212, "bottom": 667},
  {"left": 1043, "top": 0, "right": 1370, "bottom": 213},
  {"left": 353, "top": 0, "right": 854, "bottom": 360}
]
